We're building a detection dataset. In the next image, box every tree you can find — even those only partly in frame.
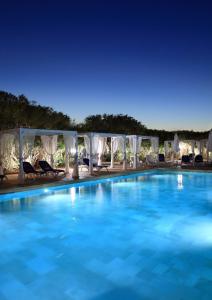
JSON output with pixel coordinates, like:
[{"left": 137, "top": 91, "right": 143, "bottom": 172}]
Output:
[
  {"left": 79, "top": 114, "right": 147, "bottom": 134},
  {"left": 0, "top": 91, "right": 75, "bottom": 130},
  {"left": 0, "top": 91, "right": 209, "bottom": 142}
]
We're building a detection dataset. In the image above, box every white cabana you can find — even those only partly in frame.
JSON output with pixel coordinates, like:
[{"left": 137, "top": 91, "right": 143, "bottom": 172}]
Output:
[
  {"left": 127, "top": 135, "right": 159, "bottom": 169},
  {"left": 79, "top": 132, "right": 127, "bottom": 174},
  {"left": 0, "top": 128, "right": 78, "bottom": 183},
  {"left": 179, "top": 139, "right": 203, "bottom": 156},
  {"left": 207, "top": 130, "right": 212, "bottom": 161},
  {"left": 164, "top": 137, "right": 208, "bottom": 160}
]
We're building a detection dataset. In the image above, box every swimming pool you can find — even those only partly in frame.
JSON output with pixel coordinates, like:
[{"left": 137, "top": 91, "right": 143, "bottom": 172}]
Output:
[{"left": 0, "top": 170, "right": 212, "bottom": 300}]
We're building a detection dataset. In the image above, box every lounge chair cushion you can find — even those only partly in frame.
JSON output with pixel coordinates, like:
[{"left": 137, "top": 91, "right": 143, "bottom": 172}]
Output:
[
  {"left": 158, "top": 154, "right": 165, "bottom": 162},
  {"left": 181, "top": 155, "right": 190, "bottom": 164},
  {"left": 195, "top": 155, "right": 203, "bottom": 163},
  {"left": 23, "top": 162, "right": 44, "bottom": 175}
]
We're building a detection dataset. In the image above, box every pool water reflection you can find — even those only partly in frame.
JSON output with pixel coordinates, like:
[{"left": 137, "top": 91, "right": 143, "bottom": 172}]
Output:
[{"left": 0, "top": 170, "right": 212, "bottom": 300}]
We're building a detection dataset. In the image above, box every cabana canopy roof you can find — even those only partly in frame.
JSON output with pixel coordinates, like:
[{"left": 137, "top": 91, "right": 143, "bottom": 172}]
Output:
[
  {"left": 127, "top": 134, "right": 159, "bottom": 140},
  {"left": 0, "top": 127, "right": 77, "bottom": 137},
  {"left": 78, "top": 132, "right": 126, "bottom": 138}
]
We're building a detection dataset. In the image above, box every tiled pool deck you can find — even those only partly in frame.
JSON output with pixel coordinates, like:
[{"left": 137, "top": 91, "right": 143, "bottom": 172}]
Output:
[
  {"left": 0, "top": 170, "right": 212, "bottom": 300},
  {"left": 0, "top": 166, "right": 153, "bottom": 195}
]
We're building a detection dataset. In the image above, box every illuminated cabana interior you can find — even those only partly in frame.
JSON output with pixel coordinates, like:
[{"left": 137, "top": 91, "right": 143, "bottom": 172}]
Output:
[
  {"left": 164, "top": 140, "right": 173, "bottom": 158},
  {"left": 78, "top": 132, "right": 127, "bottom": 174},
  {"left": 164, "top": 138, "right": 208, "bottom": 159},
  {"left": 207, "top": 130, "right": 212, "bottom": 161},
  {"left": 127, "top": 135, "right": 159, "bottom": 168},
  {"left": 0, "top": 128, "right": 78, "bottom": 182}
]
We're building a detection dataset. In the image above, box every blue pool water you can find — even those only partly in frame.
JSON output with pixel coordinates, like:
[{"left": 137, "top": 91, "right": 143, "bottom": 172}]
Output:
[{"left": 0, "top": 170, "right": 212, "bottom": 300}]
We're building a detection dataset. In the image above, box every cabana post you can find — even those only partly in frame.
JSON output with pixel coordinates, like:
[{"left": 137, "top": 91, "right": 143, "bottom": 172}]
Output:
[
  {"left": 122, "top": 136, "right": 127, "bottom": 170},
  {"left": 110, "top": 137, "right": 114, "bottom": 169},
  {"left": 89, "top": 133, "right": 93, "bottom": 175},
  {"left": 18, "top": 128, "right": 24, "bottom": 183}
]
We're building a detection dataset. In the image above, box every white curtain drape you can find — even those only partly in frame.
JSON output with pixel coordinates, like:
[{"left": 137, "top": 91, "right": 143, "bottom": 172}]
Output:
[
  {"left": 164, "top": 141, "right": 170, "bottom": 156},
  {"left": 112, "top": 137, "right": 125, "bottom": 157},
  {"left": 112, "top": 137, "right": 120, "bottom": 153},
  {"left": 129, "top": 136, "right": 137, "bottom": 154},
  {"left": 151, "top": 137, "right": 159, "bottom": 153},
  {"left": 41, "top": 135, "right": 58, "bottom": 165},
  {"left": 97, "top": 137, "right": 107, "bottom": 165},
  {"left": 137, "top": 137, "right": 143, "bottom": 153},
  {"left": 23, "top": 134, "right": 35, "bottom": 161},
  {"left": 111, "top": 137, "right": 125, "bottom": 168},
  {"left": 0, "top": 134, "right": 14, "bottom": 159},
  {"left": 112, "top": 137, "right": 119, "bottom": 153},
  {"left": 118, "top": 137, "right": 125, "bottom": 158},
  {"left": 84, "top": 136, "right": 90, "bottom": 156},
  {"left": 128, "top": 136, "right": 142, "bottom": 155},
  {"left": 83, "top": 135, "right": 98, "bottom": 156},
  {"left": 196, "top": 141, "right": 201, "bottom": 154},
  {"left": 64, "top": 135, "right": 76, "bottom": 156},
  {"left": 84, "top": 135, "right": 106, "bottom": 164},
  {"left": 172, "top": 134, "right": 180, "bottom": 153},
  {"left": 0, "top": 133, "right": 18, "bottom": 170},
  {"left": 63, "top": 134, "right": 76, "bottom": 173},
  {"left": 92, "top": 135, "right": 100, "bottom": 157}
]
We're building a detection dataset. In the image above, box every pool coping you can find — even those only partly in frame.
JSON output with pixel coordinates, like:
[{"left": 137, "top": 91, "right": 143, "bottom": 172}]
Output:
[{"left": 0, "top": 167, "right": 211, "bottom": 196}]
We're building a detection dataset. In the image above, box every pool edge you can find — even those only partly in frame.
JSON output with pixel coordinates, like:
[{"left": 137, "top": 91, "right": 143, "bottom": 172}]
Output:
[{"left": 0, "top": 167, "right": 211, "bottom": 197}]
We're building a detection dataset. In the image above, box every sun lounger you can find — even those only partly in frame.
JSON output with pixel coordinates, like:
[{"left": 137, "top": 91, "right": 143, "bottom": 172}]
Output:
[
  {"left": 0, "top": 174, "right": 6, "bottom": 183},
  {"left": 23, "top": 161, "right": 45, "bottom": 177},
  {"left": 194, "top": 155, "right": 203, "bottom": 163},
  {"left": 0, "top": 165, "right": 7, "bottom": 183},
  {"left": 181, "top": 155, "right": 191, "bottom": 165},
  {"left": 158, "top": 154, "right": 165, "bottom": 162},
  {"left": 157, "top": 153, "right": 175, "bottom": 167},
  {"left": 194, "top": 155, "right": 204, "bottom": 167},
  {"left": 39, "top": 160, "right": 65, "bottom": 175},
  {"left": 83, "top": 158, "right": 109, "bottom": 172}
]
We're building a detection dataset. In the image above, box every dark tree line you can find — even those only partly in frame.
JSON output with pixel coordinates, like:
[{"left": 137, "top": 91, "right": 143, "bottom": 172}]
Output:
[
  {"left": 0, "top": 91, "right": 75, "bottom": 130},
  {"left": 0, "top": 91, "right": 209, "bottom": 143},
  {"left": 78, "top": 114, "right": 209, "bottom": 143},
  {"left": 78, "top": 114, "right": 147, "bottom": 135},
  {"left": 146, "top": 129, "right": 209, "bottom": 144}
]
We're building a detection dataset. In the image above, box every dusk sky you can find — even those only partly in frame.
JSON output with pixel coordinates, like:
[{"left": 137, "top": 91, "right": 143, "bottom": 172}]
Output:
[{"left": 0, "top": 0, "right": 211, "bottom": 131}]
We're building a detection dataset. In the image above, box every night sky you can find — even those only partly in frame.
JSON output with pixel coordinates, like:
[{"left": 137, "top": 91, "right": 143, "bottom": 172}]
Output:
[{"left": 0, "top": 0, "right": 211, "bottom": 130}]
